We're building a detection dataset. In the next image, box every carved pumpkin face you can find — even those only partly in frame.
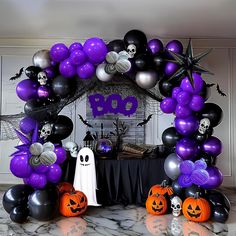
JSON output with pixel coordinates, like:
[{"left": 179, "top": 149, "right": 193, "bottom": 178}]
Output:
[
  {"left": 57, "top": 182, "right": 75, "bottom": 195},
  {"left": 148, "top": 180, "right": 173, "bottom": 197},
  {"left": 183, "top": 221, "right": 210, "bottom": 236},
  {"left": 60, "top": 191, "right": 88, "bottom": 217},
  {"left": 183, "top": 195, "right": 211, "bottom": 222},
  {"left": 146, "top": 194, "right": 167, "bottom": 215}
]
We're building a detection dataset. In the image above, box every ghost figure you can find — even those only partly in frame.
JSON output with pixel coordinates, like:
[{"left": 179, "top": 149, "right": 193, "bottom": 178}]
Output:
[
  {"left": 73, "top": 147, "right": 100, "bottom": 206},
  {"left": 198, "top": 118, "right": 211, "bottom": 134}
]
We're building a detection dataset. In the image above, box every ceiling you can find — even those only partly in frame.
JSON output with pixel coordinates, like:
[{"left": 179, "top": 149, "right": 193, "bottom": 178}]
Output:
[{"left": 0, "top": 0, "right": 236, "bottom": 40}]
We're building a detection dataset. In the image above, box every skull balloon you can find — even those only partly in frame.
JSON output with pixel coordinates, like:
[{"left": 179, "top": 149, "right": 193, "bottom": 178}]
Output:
[
  {"left": 37, "top": 71, "right": 48, "bottom": 86},
  {"left": 40, "top": 123, "right": 53, "bottom": 140},
  {"left": 65, "top": 141, "right": 79, "bottom": 158},
  {"left": 198, "top": 118, "right": 211, "bottom": 134},
  {"left": 171, "top": 196, "right": 182, "bottom": 217},
  {"left": 127, "top": 44, "right": 137, "bottom": 58}
]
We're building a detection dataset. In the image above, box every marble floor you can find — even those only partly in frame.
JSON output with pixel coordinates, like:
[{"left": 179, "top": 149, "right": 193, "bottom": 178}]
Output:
[{"left": 0, "top": 186, "right": 235, "bottom": 236}]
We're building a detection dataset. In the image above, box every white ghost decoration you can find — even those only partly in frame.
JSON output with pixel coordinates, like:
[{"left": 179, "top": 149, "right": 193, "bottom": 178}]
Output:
[{"left": 73, "top": 147, "right": 100, "bottom": 206}]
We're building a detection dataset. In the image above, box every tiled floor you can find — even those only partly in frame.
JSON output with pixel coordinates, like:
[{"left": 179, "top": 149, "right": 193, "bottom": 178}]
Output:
[{"left": 0, "top": 185, "right": 235, "bottom": 236}]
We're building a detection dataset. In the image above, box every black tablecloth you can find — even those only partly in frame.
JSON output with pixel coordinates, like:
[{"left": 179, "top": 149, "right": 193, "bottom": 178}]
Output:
[{"left": 96, "top": 158, "right": 168, "bottom": 206}]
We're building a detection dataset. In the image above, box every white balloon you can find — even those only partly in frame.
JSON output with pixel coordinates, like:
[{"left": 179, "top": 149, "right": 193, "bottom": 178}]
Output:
[
  {"left": 33, "top": 49, "right": 51, "bottom": 69},
  {"left": 115, "top": 59, "right": 131, "bottom": 73},
  {"left": 30, "top": 142, "right": 43, "bottom": 156},
  {"left": 106, "top": 51, "right": 119, "bottom": 64},
  {"left": 135, "top": 71, "right": 158, "bottom": 89},
  {"left": 40, "top": 151, "right": 57, "bottom": 166},
  {"left": 96, "top": 64, "right": 113, "bottom": 82}
]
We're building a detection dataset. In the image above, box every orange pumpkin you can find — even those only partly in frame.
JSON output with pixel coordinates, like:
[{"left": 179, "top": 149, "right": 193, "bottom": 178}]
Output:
[
  {"left": 183, "top": 221, "right": 211, "bottom": 236},
  {"left": 57, "top": 182, "right": 75, "bottom": 195},
  {"left": 148, "top": 180, "right": 173, "bottom": 197},
  {"left": 60, "top": 191, "right": 88, "bottom": 217},
  {"left": 146, "top": 194, "right": 167, "bottom": 215},
  {"left": 182, "top": 193, "right": 211, "bottom": 222}
]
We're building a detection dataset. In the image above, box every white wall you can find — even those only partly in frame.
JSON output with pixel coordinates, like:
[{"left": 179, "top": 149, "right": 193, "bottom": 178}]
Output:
[{"left": 0, "top": 38, "right": 236, "bottom": 186}]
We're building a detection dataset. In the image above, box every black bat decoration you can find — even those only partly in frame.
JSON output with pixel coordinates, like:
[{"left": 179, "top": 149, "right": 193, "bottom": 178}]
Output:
[
  {"left": 206, "top": 83, "right": 215, "bottom": 87},
  {"left": 216, "top": 84, "right": 226, "bottom": 97},
  {"left": 78, "top": 114, "right": 93, "bottom": 128},
  {"left": 10, "top": 67, "right": 24, "bottom": 80},
  {"left": 137, "top": 114, "right": 153, "bottom": 126}
]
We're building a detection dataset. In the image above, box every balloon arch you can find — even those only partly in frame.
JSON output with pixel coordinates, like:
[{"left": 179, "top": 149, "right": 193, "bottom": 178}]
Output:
[{"left": 3, "top": 29, "right": 229, "bottom": 224}]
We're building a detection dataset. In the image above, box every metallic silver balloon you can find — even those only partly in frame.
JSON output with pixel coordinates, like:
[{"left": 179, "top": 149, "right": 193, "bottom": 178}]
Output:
[
  {"left": 30, "top": 143, "right": 43, "bottom": 156},
  {"left": 96, "top": 64, "right": 113, "bottom": 82},
  {"left": 164, "top": 153, "right": 182, "bottom": 180},
  {"left": 106, "top": 51, "right": 119, "bottom": 64},
  {"left": 32, "top": 50, "right": 51, "bottom": 69},
  {"left": 39, "top": 151, "right": 57, "bottom": 166},
  {"left": 135, "top": 71, "right": 158, "bottom": 89}
]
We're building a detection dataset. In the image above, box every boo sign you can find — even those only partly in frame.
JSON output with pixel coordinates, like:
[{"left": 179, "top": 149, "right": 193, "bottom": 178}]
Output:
[{"left": 88, "top": 93, "right": 138, "bottom": 118}]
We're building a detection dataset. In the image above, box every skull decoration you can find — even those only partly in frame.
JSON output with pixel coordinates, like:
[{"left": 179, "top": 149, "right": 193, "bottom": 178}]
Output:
[
  {"left": 37, "top": 71, "right": 48, "bottom": 85},
  {"left": 65, "top": 141, "right": 79, "bottom": 158},
  {"left": 40, "top": 123, "right": 53, "bottom": 140},
  {"left": 198, "top": 118, "right": 211, "bottom": 134},
  {"left": 127, "top": 44, "right": 137, "bottom": 58},
  {"left": 171, "top": 196, "right": 182, "bottom": 217}
]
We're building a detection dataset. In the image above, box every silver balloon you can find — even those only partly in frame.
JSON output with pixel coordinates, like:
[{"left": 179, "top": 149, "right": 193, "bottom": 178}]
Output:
[
  {"left": 164, "top": 153, "right": 182, "bottom": 180},
  {"left": 105, "top": 64, "right": 116, "bottom": 74},
  {"left": 30, "top": 142, "right": 43, "bottom": 156},
  {"left": 32, "top": 49, "right": 51, "bottom": 69},
  {"left": 96, "top": 64, "right": 113, "bottom": 82},
  {"left": 115, "top": 59, "right": 131, "bottom": 73},
  {"left": 39, "top": 151, "right": 57, "bottom": 166},
  {"left": 106, "top": 51, "right": 119, "bottom": 64},
  {"left": 135, "top": 71, "right": 158, "bottom": 89}
]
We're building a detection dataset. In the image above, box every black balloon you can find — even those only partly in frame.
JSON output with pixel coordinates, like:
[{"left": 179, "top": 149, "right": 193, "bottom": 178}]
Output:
[
  {"left": 2, "top": 184, "right": 33, "bottom": 214},
  {"left": 197, "top": 152, "right": 216, "bottom": 166},
  {"left": 199, "top": 103, "right": 223, "bottom": 127},
  {"left": 134, "top": 53, "right": 152, "bottom": 70},
  {"left": 52, "top": 75, "right": 76, "bottom": 98},
  {"left": 28, "top": 185, "right": 59, "bottom": 221},
  {"left": 211, "top": 206, "right": 229, "bottom": 223},
  {"left": 194, "top": 131, "right": 208, "bottom": 143},
  {"left": 199, "top": 81, "right": 211, "bottom": 100},
  {"left": 172, "top": 180, "right": 184, "bottom": 198},
  {"left": 107, "top": 39, "right": 125, "bottom": 53},
  {"left": 185, "top": 185, "right": 206, "bottom": 198},
  {"left": 25, "top": 66, "right": 41, "bottom": 79},
  {"left": 159, "top": 79, "right": 178, "bottom": 97},
  {"left": 10, "top": 206, "right": 29, "bottom": 223},
  {"left": 162, "top": 127, "right": 181, "bottom": 147},
  {"left": 153, "top": 55, "right": 164, "bottom": 70}
]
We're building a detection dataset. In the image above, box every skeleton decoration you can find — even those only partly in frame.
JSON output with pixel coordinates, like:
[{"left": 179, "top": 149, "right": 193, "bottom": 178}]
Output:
[
  {"left": 171, "top": 196, "right": 182, "bottom": 217},
  {"left": 65, "top": 141, "right": 79, "bottom": 158},
  {"left": 40, "top": 123, "right": 53, "bottom": 140},
  {"left": 198, "top": 118, "right": 211, "bottom": 134},
  {"left": 127, "top": 44, "right": 137, "bottom": 58},
  {"left": 37, "top": 71, "right": 48, "bottom": 85}
]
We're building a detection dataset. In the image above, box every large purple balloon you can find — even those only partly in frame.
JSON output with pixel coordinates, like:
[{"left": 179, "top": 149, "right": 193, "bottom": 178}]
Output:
[
  {"left": 69, "top": 42, "right": 83, "bottom": 53},
  {"left": 10, "top": 154, "right": 32, "bottom": 178},
  {"left": 175, "top": 104, "right": 192, "bottom": 118},
  {"left": 175, "top": 116, "right": 199, "bottom": 136},
  {"left": 164, "top": 62, "right": 179, "bottom": 76},
  {"left": 19, "top": 116, "right": 38, "bottom": 134},
  {"left": 50, "top": 43, "right": 69, "bottom": 62},
  {"left": 202, "top": 166, "right": 223, "bottom": 189},
  {"left": 148, "top": 39, "right": 163, "bottom": 55},
  {"left": 59, "top": 58, "right": 76, "bottom": 78},
  {"left": 77, "top": 62, "right": 95, "bottom": 79},
  {"left": 70, "top": 50, "right": 87, "bottom": 66},
  {"left": 176, "top": 91, "right": 192, "bottom": 106},
  {"left": 46, "top": 164, "right": 62, "bottom": 183},
  {"left": 176, "top": 138, "right": 198, "bottom": 160},
  {"left": 202, "top": 136, "right": 222, "bottom": 156},
  {"left": 160, "top": 97, "right": 177, "bottom": 114},
  {"left": 54, "top": 146, "right": 67, "bottom": 164},
  {"left": 180, "top": 73, "right": 204, "bottom": 94},
  {"left": 189, "top": 95, "right": 205, "bottom": 111},
  {"left": 83, "top": 38, "right": 107, "bottom": 64},
  {"left": 28, "top": 173, "right": 47, "bottom": 189},
  {"left": 165, "top": 40, "right": 183, "bottom": 56},
  {"left": 16, "top": 79, "right": 38, "bottom": 101}
]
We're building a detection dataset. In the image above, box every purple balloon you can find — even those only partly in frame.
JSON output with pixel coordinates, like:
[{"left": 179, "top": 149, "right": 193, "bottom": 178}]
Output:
[
  {"left": 50, "top": 43, "right": 69, "bottom": 62},
  {"left": 172, "top": 87, "right": 183, "bottom": 99},
  {"left": 46, "top": 164, "right": 62, "bottom": 183},
  {"left": 164, "top": 62, "right": 179, "bottom": 76},
  {"left": 175, "top": 116, "right": 199, "bottom": 136},
  {"left": 37, "top": 86, "right": 51, "bottom": 99},
  {"left": 176, "top": 138, "right": 198, "bottom": 160},
  {"left": 19, "top": 116, "right": 38, "bottom": 134},
  {"left": 70, "top": 49, "right": 87, "bottom": 66},
  {"left": 69, "top": 42, "right": 83, "bottom": 53},
  {"left": 28, "top": 173, "right": 47, "bottom": 189},
  {"left": 180, "top": 160, "right": 195, "bottom": 175},
  {"left": 180, "top": 73, "right": 204, "bottom": 94},
  {"left": 43, "top": 67, "right": 56, "bottom": 79},
  {"left": 189, "top": 95, "right": 205, "bottom": 111},
  {"left": 34, "top": 165, "right": 49, "bottom": 174},
  {"left": 160, "top": 97, "right": 177, "bottom": 114},
  {"left": 166, "top": 40, "right": 183, "bottom": 56},
  {"left": 54, "top": 146, "right": 67, "bottom": 164},
  {"left": 202, "top": 166, "right": 223, "bottom": 189},
  {"left": 194, "top": 159, "right": 207, "bottom": 170},
  {"left": 16, "top": 79, "right": 38, "bottom": 101},
  {"left": 148, "top": 39, "right": 163, "bottom": 55},
  {"left": 191, "top": 169, "right": 209, "bottom": 186},
  {"left": 59, "top": 58, "right": 76, "bottom": 78},
  {"left": 10, "top": 154, "right": 32, "bottom": 178},
  {"left": 202, "top": 136, "right": 222, "bottom": 156},
  {"left": 83, "top": 38, "right": 107, "bottom": 64},
  {"left": 178, "top": 174, "right": 192, "bottom": 188},
  {"left": 175, "top": 104, "right": 192, "bottom": 118},
  {"left": 176, "top": 91, "right": 192, "bottom": 106},
  {"left": 77, "top": 62, "right": 95, "bottom": 79}
]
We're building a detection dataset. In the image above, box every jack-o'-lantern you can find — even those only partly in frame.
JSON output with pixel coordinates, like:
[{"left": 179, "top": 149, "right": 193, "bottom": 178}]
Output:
[
  {"left": 183, "top": 193, "right": 211, "bottom": 222},
  {"left": 146, "top": 194, "right": 167, "bottom": 215},
  {"left": 183, "top": 221, "right": 210, "bottom": 236},
  {"left": 60, "top": 191, "right": 88, "bottom": 217},
  {"left": 148, "top": 180, "right": 173, "bottom": 197},
  {"left": 57, "top": 217, "right": 87, "bottom": 236},
  {"left": 57, "top": 182, "right": 75, "bottom": 195}
]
